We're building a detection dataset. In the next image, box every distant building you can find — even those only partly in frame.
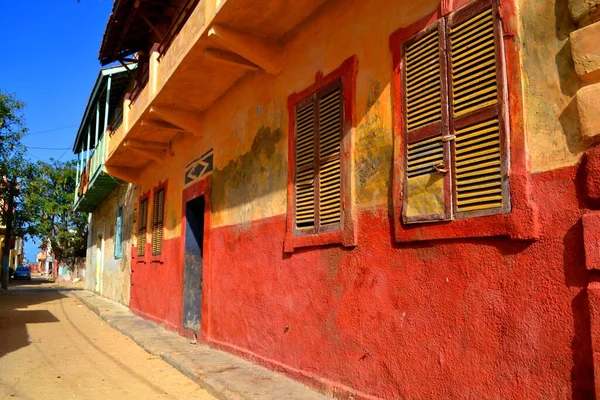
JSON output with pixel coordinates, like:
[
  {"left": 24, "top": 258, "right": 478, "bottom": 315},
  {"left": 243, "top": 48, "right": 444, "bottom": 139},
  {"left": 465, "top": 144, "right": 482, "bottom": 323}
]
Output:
[{"left": 72, "top": 65, "right": 136, "bottom": 305}]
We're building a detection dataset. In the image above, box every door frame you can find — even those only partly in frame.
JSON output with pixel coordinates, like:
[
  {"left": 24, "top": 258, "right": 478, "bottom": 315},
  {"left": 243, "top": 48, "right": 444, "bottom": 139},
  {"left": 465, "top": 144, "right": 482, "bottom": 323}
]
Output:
[
  {"left": 180, "top": 176, "right": 212, "bottom": 340},
  {"left": 95, "top": 224, "right": 105, "bottom": 295}
]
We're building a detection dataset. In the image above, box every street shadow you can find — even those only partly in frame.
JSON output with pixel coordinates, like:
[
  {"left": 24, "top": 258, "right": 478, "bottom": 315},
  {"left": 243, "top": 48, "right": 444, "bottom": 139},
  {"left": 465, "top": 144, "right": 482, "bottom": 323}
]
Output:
[{"left": 0, "top": 287, "right": 64, "bottom": 359}]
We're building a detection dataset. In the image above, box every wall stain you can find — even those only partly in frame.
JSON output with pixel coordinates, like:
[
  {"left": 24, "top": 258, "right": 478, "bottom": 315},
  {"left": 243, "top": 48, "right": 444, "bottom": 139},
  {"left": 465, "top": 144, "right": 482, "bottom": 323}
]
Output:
[
  {"left": 212, "top": 126, "right": 286, "bottom": 217},
  {"left": 356, "top": 78, "right": 393, "bottom": 205}
]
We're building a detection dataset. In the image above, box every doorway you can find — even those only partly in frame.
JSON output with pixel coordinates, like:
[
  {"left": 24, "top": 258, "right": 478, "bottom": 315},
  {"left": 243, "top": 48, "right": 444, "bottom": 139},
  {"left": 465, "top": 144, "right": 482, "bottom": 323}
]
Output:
[{"left": 183, "top": 196, "right": 205, "bottom": 332}]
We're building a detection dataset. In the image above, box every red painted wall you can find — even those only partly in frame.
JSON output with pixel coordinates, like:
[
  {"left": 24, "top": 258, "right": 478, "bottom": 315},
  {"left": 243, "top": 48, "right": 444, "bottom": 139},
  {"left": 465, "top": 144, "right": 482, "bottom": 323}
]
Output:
[
  {"left": 129, "top": 238, "right": 185, "bottom": 335},
  {"left": 201, "top": 165, "right": 593, "bottom": 399}
]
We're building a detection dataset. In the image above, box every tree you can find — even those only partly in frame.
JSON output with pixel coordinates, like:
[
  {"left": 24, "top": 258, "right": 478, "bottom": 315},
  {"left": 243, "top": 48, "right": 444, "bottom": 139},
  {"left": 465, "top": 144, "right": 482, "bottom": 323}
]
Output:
[
  {"left": 23, "top": 159, "right": 87, "bottom": 273},
  {"left": 0, "top": 91, "right": 30, "bottom": 289}
]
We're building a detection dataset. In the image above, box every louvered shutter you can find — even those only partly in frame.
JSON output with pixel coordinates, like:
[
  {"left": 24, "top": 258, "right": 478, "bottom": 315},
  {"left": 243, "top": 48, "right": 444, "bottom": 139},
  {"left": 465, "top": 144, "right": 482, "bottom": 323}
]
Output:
[
  {"left": 115, "top": 206, "right": 123, "bottom": 258},
  {"left": 402, "top": 21, "right": 452, "bottom": 223},
  {"left": 294, "top": 98, "right": 316, "bottom": 232},
  {"left": 152, "top": 189, "right": 165, "bottom": 256},
  {"left": 447, "top": 0, "right": 509, "bottom": 217},
  {"left": 293, "top": 81, "right": 343, "bottom": 234},
  {"left": 138, "top": 199, "right": 148, "bottom": 257},
  {"left": 317, "top": 83, "right": 342, "bottom": 231}
]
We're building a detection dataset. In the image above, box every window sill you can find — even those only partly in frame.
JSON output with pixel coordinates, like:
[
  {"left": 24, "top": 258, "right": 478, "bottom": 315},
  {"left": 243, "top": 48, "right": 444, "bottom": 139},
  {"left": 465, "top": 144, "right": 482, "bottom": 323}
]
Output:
[
  {"left": 394, "top": 204, "right": 540, "bottom": 243},
  {"left": 284, "top": 228, "right": 357, "bottom": 252},
  {"left": 150, "top": 254, "right": 165, "bottom": 264}
]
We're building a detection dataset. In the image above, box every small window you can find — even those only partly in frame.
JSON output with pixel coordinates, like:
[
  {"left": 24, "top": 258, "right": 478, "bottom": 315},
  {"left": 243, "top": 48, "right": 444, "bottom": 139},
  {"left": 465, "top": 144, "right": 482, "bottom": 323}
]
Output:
[
  {"left": 114, "top": 206, "right": 124, "bottom": 259},
  {"left": 293, "top": 80, "right": 344, "bottom": 235},
  {"left": 152, "top": 189, "right": 165, "bottom": 256},
  {"left": 137, "top": 198, "right": 149, "bottom": 257},
  {"left": 400, "top": 0, "right": 509, "bottom": 224}
]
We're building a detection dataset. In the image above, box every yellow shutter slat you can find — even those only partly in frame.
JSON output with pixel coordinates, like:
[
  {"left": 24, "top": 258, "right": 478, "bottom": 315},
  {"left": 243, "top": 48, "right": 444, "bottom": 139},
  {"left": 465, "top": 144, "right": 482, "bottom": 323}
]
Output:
[
  {"left": 406, "top": 136, "right": 443, "bottom": 178},
  {"left": 450, "top": 8, "right": 498, "bottom": 119},
  {"left": 295, "top": 100, "right": 316, "bottom": 229},
  {"left": 454, "top": 115, "right": 503, "bottom": 213},
  {"left": 405, "top": 27, "right": 442, "bottom": 132}
]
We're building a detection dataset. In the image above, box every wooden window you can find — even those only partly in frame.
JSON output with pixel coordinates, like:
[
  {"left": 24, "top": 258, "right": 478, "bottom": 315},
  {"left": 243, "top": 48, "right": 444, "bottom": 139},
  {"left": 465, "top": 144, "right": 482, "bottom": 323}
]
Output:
[
  {"left": 114, "top": 206, "right": 124, "bottom": 259},
  {"left": 293, "top": 80, "right": 344, "bottom": 235},
  {"left": 152, "top": 189, "right": 165, "bottom": 256},
  {"left": 401, "top": 0, "right": 509, "bottom": 224},
  {"left": 137, "top": 198, "right": 149, "bottom": 257}
]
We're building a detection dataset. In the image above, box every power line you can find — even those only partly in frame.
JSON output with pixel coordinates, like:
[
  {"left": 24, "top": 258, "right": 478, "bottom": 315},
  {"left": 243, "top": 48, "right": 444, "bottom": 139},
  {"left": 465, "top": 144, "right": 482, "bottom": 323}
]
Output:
[
  {"left": 24, "top": 124, "right": 79, "bottom": 137},
  {"left": 26, "top": 146, "right": 71, "bottom": 150},
  {"left": 56, "top": 148, "right": 72, "bottom": 161}
]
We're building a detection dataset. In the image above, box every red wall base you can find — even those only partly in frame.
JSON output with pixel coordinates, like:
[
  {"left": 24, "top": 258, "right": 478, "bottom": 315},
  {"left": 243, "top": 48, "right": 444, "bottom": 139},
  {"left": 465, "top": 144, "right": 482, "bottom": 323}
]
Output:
[{"left": 130, "top": 164, "right": 596, "bottom": 399}]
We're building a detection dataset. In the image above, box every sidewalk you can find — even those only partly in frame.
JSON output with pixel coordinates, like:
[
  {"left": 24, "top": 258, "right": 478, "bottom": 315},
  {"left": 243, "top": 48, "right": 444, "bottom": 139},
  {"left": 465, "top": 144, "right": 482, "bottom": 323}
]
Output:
[{"left": 72, "top": 290, "right": 330, "bottom": 400}]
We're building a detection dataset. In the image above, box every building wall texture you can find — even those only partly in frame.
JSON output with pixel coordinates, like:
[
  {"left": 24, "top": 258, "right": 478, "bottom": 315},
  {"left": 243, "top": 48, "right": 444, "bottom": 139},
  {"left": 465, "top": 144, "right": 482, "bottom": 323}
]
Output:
[
  {"left": 85, "top": 183, "right": 135, "bottom": 306},
  {"left": 124, "top": 0, "right": 599, "bottom": 398}
]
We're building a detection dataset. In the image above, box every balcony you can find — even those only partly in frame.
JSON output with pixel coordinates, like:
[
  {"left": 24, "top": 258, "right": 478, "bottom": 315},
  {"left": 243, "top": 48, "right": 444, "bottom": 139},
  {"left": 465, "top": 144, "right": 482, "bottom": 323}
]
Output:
[
  {"left": 103, "top": 0, "right": 329, "bottom": 179},
  {"left": 74, "top": 135, "right": 122, "bottom": 213},
  {"left": 72, "top": 65, "right": 133, "bottom": 212}
]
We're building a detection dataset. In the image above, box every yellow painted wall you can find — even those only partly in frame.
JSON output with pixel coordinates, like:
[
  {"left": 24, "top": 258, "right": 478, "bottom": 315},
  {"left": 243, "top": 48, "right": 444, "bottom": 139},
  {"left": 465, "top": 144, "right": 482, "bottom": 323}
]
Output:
[
  {"left": 134, "top": 0, "right": 588, "bottom": 234},
  {"left": 519, "top": 0, "right": 584, "bottom": 172}
]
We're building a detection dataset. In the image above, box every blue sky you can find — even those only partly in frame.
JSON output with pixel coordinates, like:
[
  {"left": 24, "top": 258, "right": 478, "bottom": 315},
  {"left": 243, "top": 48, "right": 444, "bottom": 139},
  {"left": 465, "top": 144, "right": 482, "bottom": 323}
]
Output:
[{"left": 0, "top": 0, "right": 113, "bottom": 261}]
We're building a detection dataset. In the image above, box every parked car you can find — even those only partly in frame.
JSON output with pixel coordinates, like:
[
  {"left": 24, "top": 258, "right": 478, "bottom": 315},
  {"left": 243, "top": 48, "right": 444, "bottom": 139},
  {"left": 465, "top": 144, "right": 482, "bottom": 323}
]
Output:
[{"left": 12, "top": 266, "right": 31, "bottom": 280}]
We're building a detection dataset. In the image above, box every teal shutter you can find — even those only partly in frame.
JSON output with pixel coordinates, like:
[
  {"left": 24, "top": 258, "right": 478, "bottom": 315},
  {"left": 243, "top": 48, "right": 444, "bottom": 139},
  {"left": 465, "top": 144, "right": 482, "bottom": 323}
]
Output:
[{"left": 115, "top": 206, "right": 123, "bottom": 259}]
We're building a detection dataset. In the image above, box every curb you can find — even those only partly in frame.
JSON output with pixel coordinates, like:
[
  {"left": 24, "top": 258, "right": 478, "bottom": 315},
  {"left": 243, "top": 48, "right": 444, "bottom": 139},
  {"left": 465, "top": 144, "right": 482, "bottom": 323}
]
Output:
[
  {"left": 72, "top": 291, "right": 233, "bottom": 399},
  {"left": 71, "top": 291, "right": 329, "bottom": 400}
]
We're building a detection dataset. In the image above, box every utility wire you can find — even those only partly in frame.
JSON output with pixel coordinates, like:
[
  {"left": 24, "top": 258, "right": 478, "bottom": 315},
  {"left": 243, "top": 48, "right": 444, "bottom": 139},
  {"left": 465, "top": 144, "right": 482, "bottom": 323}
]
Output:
[
  {"left": 24, "top": 124, "right": 79, "bottom": 137},
  {"left": 26, "top": 146, "right": 71, "bottom": 150}
]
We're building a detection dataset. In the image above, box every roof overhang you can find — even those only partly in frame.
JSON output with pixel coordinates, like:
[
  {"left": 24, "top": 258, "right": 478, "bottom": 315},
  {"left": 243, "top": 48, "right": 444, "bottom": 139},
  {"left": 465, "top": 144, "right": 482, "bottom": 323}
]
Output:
[
  {"left": 72, "top": 64, "right": 136, "bottom": 153},
  {"left": 99, "top": 0, "right": 182, "bottom": 66}
]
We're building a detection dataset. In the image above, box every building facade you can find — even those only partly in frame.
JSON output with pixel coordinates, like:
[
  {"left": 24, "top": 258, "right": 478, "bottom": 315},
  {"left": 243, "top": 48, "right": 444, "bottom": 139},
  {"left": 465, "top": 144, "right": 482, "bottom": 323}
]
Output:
[
  {"left": 76, "top": 0, "right": 600, "bottom": 397},
  {"left": 73, "top": 66, "right": 135, "bottom": 305}
]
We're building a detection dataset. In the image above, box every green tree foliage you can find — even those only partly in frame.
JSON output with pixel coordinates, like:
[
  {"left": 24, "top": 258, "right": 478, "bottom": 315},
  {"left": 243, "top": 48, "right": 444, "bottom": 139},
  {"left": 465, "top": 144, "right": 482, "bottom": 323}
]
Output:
[
  {"left": 0, "top": 90, "right": 32, "bottom": 288},
  {"left": 0, "top": 90, "right": 87, "bottom": 286},
  {"left": 23, "top": 159, "right": 87, "bottom": 269}
]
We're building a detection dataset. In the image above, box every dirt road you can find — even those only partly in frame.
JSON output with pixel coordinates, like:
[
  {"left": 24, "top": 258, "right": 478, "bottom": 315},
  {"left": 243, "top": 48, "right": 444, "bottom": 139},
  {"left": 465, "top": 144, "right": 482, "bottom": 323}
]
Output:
[{"left": 0, "top": 278, "right": 215, "bottom": 399}]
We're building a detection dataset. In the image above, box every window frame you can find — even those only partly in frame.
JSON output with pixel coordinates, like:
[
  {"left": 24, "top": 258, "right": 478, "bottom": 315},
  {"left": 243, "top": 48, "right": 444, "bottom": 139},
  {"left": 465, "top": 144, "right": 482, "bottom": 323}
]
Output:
[
  {"left": 390, "top": 0, "right": 539, "bottom": 242},
  {"left": 284, "top": 56, "right": 358, "bottom": 252},
  {"left": 114, "top": 206, "right": 124, "bottom": 259},
  {"left": 293, "top": 79, "right": 344, "bottom": 236}
]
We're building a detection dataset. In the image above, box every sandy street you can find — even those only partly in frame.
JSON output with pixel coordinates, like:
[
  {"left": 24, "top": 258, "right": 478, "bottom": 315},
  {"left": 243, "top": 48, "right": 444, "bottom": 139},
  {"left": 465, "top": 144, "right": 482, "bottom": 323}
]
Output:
[{"left": 0, "top": 278, "right": 215, "bottom": 400}]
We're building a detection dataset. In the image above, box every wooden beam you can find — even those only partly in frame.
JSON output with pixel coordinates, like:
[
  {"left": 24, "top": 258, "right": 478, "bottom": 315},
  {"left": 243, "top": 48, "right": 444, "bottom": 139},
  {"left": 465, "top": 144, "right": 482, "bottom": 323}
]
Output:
[
  {"left": 138, "top": 9, "right": 166, "bottom": 41},
  {"left": 205, "top": 48, "right": 259, "bottom": 71},
  {"left": 208, "top": 24, "right": 282, "bottom": 74},
  {"left": 125, "top": 139, "right": 168, "bottom": 152},
  {"left": 149, "top": 105, "right": 203, "bottom": 136},
  {"left": 141, "top": 118, "right": 182, "bottom": 132},
  {"left": 104, "top": 165, "right": 141, "bottom": 184},
  {"left": 125, "top": 145, "right": 166, "bottom": 164}
]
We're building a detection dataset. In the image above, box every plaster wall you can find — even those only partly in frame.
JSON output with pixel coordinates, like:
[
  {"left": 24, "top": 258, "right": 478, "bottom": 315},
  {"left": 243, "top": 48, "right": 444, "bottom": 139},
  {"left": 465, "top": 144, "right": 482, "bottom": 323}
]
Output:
[
  {"left": 85, "top": 183, "right": 135, "bottom": 306},
  {"left": 519, "top": 0, "right": 585, "bottom": 172},
  {"left": 126, "top": 0, "right": 597, "bottom": 398}
]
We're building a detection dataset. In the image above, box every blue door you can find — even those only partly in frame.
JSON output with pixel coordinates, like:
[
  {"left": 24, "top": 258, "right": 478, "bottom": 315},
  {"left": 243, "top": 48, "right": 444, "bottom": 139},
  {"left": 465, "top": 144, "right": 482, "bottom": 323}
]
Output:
[{"left": 183, "top": 196, "right": 204, "bottom": 331}]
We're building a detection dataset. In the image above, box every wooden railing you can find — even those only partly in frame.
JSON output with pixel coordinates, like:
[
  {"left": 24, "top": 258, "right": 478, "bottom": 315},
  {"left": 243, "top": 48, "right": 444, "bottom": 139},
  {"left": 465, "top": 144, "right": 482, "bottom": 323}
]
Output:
[{"left": 75, "top": 135, "right": 105, "bottom": 202}]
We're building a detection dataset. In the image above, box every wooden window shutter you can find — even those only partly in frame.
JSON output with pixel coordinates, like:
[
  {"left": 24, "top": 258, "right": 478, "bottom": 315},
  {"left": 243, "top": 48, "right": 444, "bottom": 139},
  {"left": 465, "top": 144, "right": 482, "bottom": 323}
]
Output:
[
  {"left": 401, "top": 21, "right": 452, "bottom": 224},
  {"left": 294, "top": 98, "right": 316, "bottom": 231},
  {"left": 115, "top": 206, "right": 123, "bottom": 258},
  {"left": 447, "top": 0, "right": 509, "bottom": 217},
  {"left": 152, "top": 189, "right": 165, "bottom": 256},
  {"left": 138, "top": 199, "right": 148, "bottom": 257},
  {"left": 293, "top": 80, "right": 344, "bottom": 234},
  {"left": 318, "top": 83, "right": 343, "bottom": 230}
]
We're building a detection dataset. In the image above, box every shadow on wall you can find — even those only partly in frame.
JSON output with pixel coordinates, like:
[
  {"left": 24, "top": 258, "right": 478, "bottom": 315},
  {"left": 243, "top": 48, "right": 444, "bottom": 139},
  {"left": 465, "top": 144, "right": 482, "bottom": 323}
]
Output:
[
  {"left": 554, "top": 0, "right": 585, "bottom": 155},
  {"left": 563, "top": 219, "right": 595, "bottom": 398}
]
